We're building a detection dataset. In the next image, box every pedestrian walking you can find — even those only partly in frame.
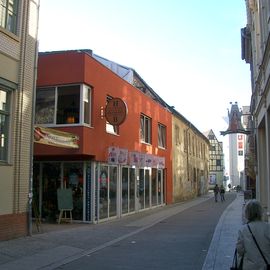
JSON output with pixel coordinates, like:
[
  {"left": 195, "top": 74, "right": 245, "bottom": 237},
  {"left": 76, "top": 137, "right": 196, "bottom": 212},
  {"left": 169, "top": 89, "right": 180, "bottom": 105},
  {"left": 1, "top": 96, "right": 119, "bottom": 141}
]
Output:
[
  {"left": 233, "top": 199, "right": 270, "bottom": 270},
  {"left": 213, "top": 184, "right": 219, "bottom": 202},
  {"left": 220, "top": 185, "right": 225, "bottom": 202}
]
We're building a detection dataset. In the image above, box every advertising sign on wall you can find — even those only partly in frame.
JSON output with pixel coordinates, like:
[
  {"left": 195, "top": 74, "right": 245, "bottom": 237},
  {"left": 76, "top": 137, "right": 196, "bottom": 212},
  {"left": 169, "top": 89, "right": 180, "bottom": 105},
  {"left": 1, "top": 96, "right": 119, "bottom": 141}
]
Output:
[
  {"left": 34, "top": 126, "right": 79, "bottom": 149},
  {"left": 109, "top": 147, "right": 165, "bottom": 168}
]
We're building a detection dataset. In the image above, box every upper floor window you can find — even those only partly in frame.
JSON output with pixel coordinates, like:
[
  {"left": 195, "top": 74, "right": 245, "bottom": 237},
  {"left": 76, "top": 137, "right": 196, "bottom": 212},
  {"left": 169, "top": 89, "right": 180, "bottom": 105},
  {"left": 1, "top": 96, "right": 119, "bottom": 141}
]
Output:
[
  {"left": 35, "top": 84, "right": 92, "bottom": 126},
  {"left": 140, "top": 114, "right": 151, "bottom": 144},
  {"left": 106, "top": 96, "right": 119, "bottom": 135},
  {"left": 174, "top": 124, "right": 180, "bottom": 145},
  {"left": 0, "top": 0, "right": 18, "bottom": 34},
  {"left": 158, "top": 123, "right": 166, "bottom": 148},
  {"left": 0, "top": 88, "right": 11, "bottom": 162},
  {"left": 184, "top": 129, "right": 188, "bottom": 152}
]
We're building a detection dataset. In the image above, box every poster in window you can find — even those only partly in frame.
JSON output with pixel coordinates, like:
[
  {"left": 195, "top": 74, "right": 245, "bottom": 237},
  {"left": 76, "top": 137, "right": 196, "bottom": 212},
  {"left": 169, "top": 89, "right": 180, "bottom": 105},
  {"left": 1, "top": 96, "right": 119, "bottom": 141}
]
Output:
[
  {"left": 139, "top": 153, "right": 146, "bottom": 167},
  {"left": 129, "top": 151, "right": 140, "bottom": 166},
  {"left": 118, "top": 148, "right": 128, "bottom": 165},
  {"left": 108, "top": 146, "right": 119, "bottom": 165},
  {"left": 158, "top": 157, "right": 165, "bottom": 169},
  {"left": 145, "top": 154, "right": 153, "bottom": 168}
]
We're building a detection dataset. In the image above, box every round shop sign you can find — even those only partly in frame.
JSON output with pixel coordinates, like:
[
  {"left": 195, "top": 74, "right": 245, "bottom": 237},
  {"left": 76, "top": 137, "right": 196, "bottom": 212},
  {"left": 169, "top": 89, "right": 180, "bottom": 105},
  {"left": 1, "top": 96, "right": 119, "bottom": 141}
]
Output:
[{"left": 105, "top": 98, "right": 128, "bottom": 125}]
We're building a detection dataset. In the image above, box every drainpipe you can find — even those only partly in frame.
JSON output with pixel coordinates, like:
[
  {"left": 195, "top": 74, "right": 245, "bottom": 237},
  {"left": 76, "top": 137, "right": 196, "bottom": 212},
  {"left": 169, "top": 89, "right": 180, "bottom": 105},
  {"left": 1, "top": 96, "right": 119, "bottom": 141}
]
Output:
[
  {"left": 28, "top": 0, "right": 40, "bottom": 236},
  {"left": 186, "top": 123, "right": 191, "bottom": 183}
]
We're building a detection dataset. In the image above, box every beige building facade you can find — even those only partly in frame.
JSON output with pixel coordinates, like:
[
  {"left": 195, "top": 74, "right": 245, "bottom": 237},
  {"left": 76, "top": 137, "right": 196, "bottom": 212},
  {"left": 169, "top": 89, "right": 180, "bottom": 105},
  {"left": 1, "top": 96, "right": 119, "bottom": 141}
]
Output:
[
  {"left": 0, "top": 0, "right": 40, "bottom": 240},
  {"left": 172, "top": 110, "right": 209, "bottom": 202},
  {"left": 242, "top": 0, "right": 270, "bottom": 221}
]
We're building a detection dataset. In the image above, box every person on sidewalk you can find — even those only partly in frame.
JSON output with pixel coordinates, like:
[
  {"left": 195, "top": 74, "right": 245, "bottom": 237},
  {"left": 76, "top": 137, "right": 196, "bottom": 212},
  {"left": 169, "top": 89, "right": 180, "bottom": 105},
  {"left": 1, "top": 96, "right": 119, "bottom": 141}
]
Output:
[
  {"left": 220, "top": 185, "right": 225, "bottom": 202},
  {"left": 235, "top": 199, "right": 270, "bottom": 270},
  {"left": 213, "top": 184, "right": 219, "bottom": 202}
]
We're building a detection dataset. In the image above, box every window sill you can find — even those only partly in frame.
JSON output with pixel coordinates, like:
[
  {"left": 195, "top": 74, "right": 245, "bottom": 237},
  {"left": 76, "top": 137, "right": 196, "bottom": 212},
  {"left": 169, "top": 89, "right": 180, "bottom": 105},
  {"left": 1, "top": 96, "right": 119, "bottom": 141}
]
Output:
[
  {"left": 0, "top": 27, "right": 19, "bottom": 42},
  {"left": 106, "top": 131, "right": 119, "bottom": 136},
  {"left": 140, "top": 141, "right": 152, "bottom": 146}
]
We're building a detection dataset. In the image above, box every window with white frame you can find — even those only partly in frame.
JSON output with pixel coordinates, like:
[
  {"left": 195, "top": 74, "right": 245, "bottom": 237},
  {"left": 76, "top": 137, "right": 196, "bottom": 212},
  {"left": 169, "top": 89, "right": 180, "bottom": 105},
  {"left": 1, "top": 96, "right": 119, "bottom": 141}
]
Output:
[
  {"left": 83, "top": 86, "right": 91, "bottom": 125},
  {"left": 35, "top": 84, "right": 92, "bottom": 126},
  {"left": 158, "top": 123, "right": 166, "bottom": 148},
  {"left": 0, "top": 0, "right": 18, "bottom": 34},
  {"left": 0, "top": 88, "right": 11, "bottom": 162},
  {"left": 106, "top": 96, "right": 119, "bottom": 135},
  {"left": 140, "top": 114, "right": 151, "bottom": 144}
]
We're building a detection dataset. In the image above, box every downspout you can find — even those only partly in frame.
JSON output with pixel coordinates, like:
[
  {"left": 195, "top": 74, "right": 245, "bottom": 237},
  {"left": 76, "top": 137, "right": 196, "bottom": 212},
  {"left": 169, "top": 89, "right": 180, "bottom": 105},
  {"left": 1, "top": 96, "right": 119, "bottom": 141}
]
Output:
[
  {"left": 186, "top": 123, "right": 191, "bottom": 183},
  {"left": 15, "top": 0, "right": 29, "bottom": 213},
  {"left": 28, "top": 0, "right": 40, "bottom": 236}
]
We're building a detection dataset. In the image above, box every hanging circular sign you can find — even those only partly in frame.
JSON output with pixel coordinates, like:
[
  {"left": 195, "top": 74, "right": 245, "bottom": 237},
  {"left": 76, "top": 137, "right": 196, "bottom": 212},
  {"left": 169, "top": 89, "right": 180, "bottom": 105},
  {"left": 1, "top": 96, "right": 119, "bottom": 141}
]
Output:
[{"left": 105, "top": 98, "right": 128, "bottom": 125}]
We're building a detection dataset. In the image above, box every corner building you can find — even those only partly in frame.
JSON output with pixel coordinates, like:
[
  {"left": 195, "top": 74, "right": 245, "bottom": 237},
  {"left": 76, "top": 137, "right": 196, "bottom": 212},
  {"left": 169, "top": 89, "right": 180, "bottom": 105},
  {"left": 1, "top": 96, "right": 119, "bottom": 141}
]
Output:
[
  {"left": 34, "top": 50, "right": 172, "bottom": 224},
  {"left": 0, "top": 0, "right": 40, "bottom": 240}
]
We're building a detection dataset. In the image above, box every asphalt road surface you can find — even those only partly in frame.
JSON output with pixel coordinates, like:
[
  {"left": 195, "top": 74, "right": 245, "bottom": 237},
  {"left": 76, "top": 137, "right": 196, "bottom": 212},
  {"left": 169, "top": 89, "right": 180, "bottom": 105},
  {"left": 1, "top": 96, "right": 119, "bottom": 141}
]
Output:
[{"left": 57, "top": 192, "right": 236, "bottom": 270}]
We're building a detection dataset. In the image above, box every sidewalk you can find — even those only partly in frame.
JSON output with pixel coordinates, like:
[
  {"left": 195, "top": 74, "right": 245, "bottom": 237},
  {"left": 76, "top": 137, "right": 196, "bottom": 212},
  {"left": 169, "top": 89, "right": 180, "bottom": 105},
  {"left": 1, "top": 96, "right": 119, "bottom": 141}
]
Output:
[
  {"left": 0, "top": 192, "right": 244, "bottom": 270},
  {"left": 202, "top": 192, "right": 244, "bottom": 270}
]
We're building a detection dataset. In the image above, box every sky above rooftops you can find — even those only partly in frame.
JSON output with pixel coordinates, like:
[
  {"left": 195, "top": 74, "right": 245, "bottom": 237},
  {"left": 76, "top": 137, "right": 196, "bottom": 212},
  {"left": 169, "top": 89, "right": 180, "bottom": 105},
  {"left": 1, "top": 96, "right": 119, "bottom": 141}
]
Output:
[{"left": 38, "top": 0, "right": 250, "bottom": 143}]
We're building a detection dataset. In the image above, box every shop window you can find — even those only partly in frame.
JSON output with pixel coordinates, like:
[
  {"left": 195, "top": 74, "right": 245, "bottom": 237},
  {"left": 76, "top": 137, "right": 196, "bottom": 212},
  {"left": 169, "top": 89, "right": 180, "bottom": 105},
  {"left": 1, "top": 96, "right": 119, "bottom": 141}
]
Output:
[
  {"left": 35, "top": 87, "right": 55, "bottom": 124},
  {"left": 0, "top": 88, "right": 11, "bottom": 162},
  {"left": 35, "top": 84, "right": 92, "bottom": 126},
  {"left": 140, "top": 114, "right": 151, "bottom": 144},
  {"left": 158, "top": 123, "right": 166, "bottom": 148},
  {"left": 0, "top": 0, "right": 18, "bottom": 34}
]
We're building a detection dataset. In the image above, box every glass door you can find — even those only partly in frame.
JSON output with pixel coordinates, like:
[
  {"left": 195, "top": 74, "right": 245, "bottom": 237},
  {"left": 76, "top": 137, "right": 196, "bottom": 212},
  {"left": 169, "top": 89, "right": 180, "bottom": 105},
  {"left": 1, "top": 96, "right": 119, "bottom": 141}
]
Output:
[
  {"left": 129, "top": 168, "right": 135, "bottom": 212},
  {"left": 109, "top": 166, "right": 117, "bottom": 217},
  {"left": 99, "top": 166, "right": 108, "bottom": 219},
  {"left": 41, "top": 162, "right": 61, "bottom": 222},
  {"left": 99, "top": 165, "right": 118, "bottom": 220},
  {"left": 157, "top": 169, "right": 163, "bottom": 205},
  {"left": 121, "top": 167, "right": 129, "bottom": 214},
  {"left": 152, "top": 168, "right": 157, "bottom": 206},
  {"left": 63, "top": 163, "right": 84, "bottom": 220},
  {"left": 121, "top": 167, "right": 136, "bottom": 215}
]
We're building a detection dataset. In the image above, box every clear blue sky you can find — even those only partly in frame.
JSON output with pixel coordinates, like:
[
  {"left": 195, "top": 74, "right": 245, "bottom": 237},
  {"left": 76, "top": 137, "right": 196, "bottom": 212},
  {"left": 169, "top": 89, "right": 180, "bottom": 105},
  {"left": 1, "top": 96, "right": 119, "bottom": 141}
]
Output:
[{"left": 38, "top": 0, "right": 251, "bottom": 141}]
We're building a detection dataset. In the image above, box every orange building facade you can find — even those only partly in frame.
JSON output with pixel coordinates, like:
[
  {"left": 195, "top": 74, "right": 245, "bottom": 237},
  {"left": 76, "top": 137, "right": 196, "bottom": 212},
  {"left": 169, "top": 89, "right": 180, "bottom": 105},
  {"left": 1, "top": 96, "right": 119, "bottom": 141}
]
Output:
[{"left": 33, "top": 50, "right": 172, "bottom": 223}]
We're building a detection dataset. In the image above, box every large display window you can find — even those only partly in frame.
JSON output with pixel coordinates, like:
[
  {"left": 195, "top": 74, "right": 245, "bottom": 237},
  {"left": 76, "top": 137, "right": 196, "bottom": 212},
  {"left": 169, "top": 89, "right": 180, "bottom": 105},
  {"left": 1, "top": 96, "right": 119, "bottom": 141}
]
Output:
[{"left": 33, "top": 161, "right": 84, "bottom": 222}]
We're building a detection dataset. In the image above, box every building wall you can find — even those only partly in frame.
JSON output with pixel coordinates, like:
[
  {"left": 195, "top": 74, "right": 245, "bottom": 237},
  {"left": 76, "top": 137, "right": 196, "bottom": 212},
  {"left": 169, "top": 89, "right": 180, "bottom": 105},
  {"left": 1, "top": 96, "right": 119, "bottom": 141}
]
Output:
[
  {"left": 243, "top": 0, "right": 270, "bottom": 221},
  {"left": 172, "top": 115, "right": 209, "bottom": 202},
  {"left": 0, "top": 0, "right": 40, "bottom": 240},
  {"left": 204, "top": 130, "right": 223, "bottom": 189},
  {"left": 34, "top": 51, "right": 174, "bottom": 203}
]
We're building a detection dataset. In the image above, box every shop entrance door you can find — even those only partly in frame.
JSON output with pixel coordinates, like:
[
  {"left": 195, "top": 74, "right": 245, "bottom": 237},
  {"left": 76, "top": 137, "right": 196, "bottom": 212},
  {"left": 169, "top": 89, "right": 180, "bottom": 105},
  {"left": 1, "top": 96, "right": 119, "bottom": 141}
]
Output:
[
  {"left": 157, "top": 169, "right": 164, "bottom": 205},
  {"left": 121, "top": 167, "right": 136, "bottom": 215},
  {"left": 137, "top": 168, "right": 150, "bottom": 211},
  {"left": 99, "top": 165, "right": 118, "bottom": 220},
  {"left": 41, "top": 162, "right": 61, "bottom": 222}
]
